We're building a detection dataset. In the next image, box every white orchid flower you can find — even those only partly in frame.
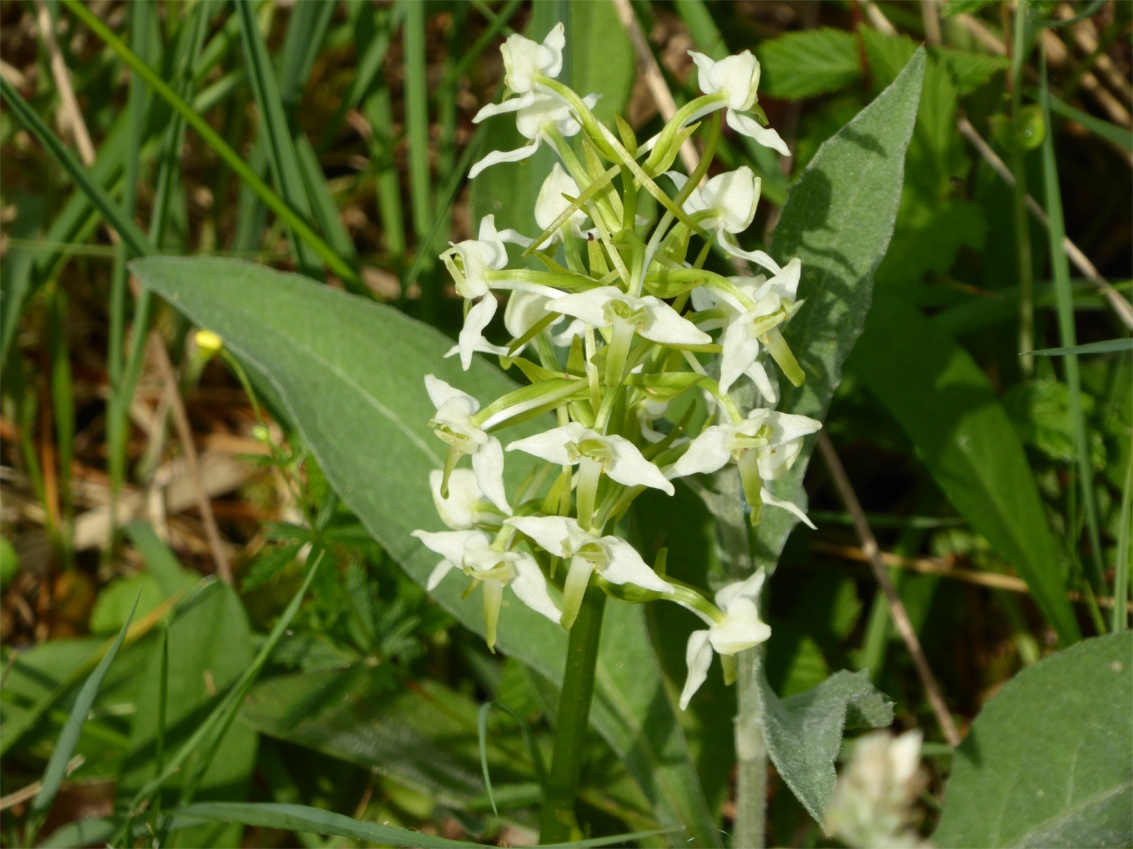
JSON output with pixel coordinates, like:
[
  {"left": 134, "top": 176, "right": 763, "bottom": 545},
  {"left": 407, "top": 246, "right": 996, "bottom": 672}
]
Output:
[
  {"left": 425, "top": 375, "right": 509, "bottom": 512},
  {"left": 429, "top": 468, "right": 501, "bottom": 530},
  {"left": 718, "top": 259, "right": 802, "bottom": 395},
  {"left": 680, "top": 570, "right": 772, "bottom": 709},
  {"left": 667, "top": 408, "right": 821, "bottom": 526},
  {"left": 412, "top": 529, "right": 560, "bottom": 650},
  {"left": 502, "top": 23, "right": 565, "bottom": 95},
  {"left": 441, "top": 215, "right": 554, "bottom": 368},
  {"left": 688, "top": 50, "right": 790, "bottom": 156},
  {"left": 470, "top": 91, "right": 600, "bottom": 178},
  {"left": 673, "top": 166, "right": 781, "bottom": 275},
  {"left": 548, "top": 287, "right": 711, "bottom": 348},
  {"left": 507, "top": 421, "right": 674, "bottom": 494},
  {"left": 508, "top": 515, "right": 673, "bottom": 627}
]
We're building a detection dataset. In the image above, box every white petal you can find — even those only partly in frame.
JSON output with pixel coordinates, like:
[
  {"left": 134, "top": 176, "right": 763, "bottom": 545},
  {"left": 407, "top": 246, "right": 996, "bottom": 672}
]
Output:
[
  {"left": 600, "top": 537, "right": 673, "bottom": 593},
  {"left": 471, "top": 93, "right": 533, "bottom": 124},
  {"left": 688, "top": 51, "right": 722, "bottom": 96},
  {"left": 425, "top": 374, "right": 471, "bottom": 411},
  {"left": 506, "top": 422, "right": 586, "bottom": 465},
  {"left": 765, "top": 411, "right": 822, "bottom": 445},
  {"left": 708, "top": 597, "right": 771, "bottom": 655},
  {"left": 640, "top": 297, "right": 713, "bottom": 347},
  {"left": 668, "top": 425, "right": 733, "bottom": 478},
  {"left": 760, "top": 486, "right": 815, "bottom": 529},
  {"left": 468, "top": 140, "right": 542, "bottom": 179},
  {"left": 679, "top": 629, "right": 715, "bottom": 710},
  {"left": 746, "top": 359, "right": 779, "bottom": 404},
  {"left": 548, "top": 286, "right": 620, "bottom": 328},
  {"left": 719, "top": 320, "right": 760, "bottom": 395},
  {"left": 712, "top": 52, "right": 760, "bottom": 111},
  {"left": 696, "top": 167, "right": 760, "bottom": 234},
  {"left": 430, "top": 468, "right": 481, "bottom": 530},
  {"left": 510, "top": 556, "right": 562, "bottom": 623},
  {"left": 443, "top": 339, "right": 513, "bottom": 359},
  {"left": 412, "top": 528, "right": 487, "bottom": 566},
  {"left": 726, "top": 109, "right": 790, "bottom": 157},
  {"left": 715, "top": 569, "right": 766, "bottom": 610},
  {"left": 540, "top": 23, "right": 566, "bottom": 79},
  {"left": 605, "top": 435, "right": 675, "bottom": 494},
  {"left": 504, "top": 289, "right": 553, "bottom": 338},
  {"left": 718, "top": 232, "right": 782, "bottom": 275},
  {"left": 426, "top": 559, "right": 455, "bottom": 591},
  {"left": 471, "top": 437, "right": 510, "bottom": 513},
  {"left": 459, "top": 296, "right": 499, "bottom": 370},
  {"left": 535, "top": 163, "right": 584, "bottom": 231},
  {"left": 497, "top": 228, "right": 534, "bottom": 248},
  {"left": 507, "top": 515, "right": 578, "bottom": 558}
]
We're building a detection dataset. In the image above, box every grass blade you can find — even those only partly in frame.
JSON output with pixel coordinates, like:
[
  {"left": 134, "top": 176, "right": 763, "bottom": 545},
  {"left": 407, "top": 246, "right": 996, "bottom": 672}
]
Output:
[
  {"left": 0, "top": 77, "right": 154, "bottom": 257},
  {"left": 403, "top": 0, "right": 436, "bottom": 319},
  {"left": 1039, "top": 44, "right": 1106, "bottom": 595},
  {"left": 233, "top": 0, "right": 322, "bottom": 280},
  {"left": 29, "top": 593, "right": 142, "bottom": 826},
  {"left": 122, "top": 550, "right": 325, "bottom": 813},
  {"left": 58, "top": 0, "right": 359, "bottom": 287},
  {"left": 168, "top": 802, "right": 673, "bottom": 848},
  {"left": 1031, "top": 338, "right": 1133, "bottom": 356}
]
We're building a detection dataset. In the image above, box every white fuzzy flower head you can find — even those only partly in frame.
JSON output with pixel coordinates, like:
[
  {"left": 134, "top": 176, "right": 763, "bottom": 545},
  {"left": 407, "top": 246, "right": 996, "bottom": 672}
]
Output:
[
  {"left": 425, "top": 375, "right": 509, "bottom": 512},
  {"left": 509, "top": 515, "right": 672, "bottom": 627},
  {"left": 507, "top": 421, "right": 674, "bottom": 494},
  {"left": 688, "top": 49, "right": 789, "bottom": 156},
  {"left": 825, "top": 730, "right": 928, "bottom": 849},
  {"left": 680, "top": 570, "right": 772, "bottom": 709},
  {"left": 412, "top": 529, "right": 560, "bottom": 650},
  {"left": 501, "top": 23, "right": 565, "bottom": 94}
]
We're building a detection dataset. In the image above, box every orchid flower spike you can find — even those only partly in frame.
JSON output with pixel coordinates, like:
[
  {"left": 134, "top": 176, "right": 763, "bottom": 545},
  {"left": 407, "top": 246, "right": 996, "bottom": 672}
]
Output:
[
  {"left": 412, "top": 529, "right": 560, "bottom": 650},
  {"left": 425, "top": 375, "right": 510, "bottom": 512},
  {"left": 688, "top": 50, "right": 790, "bottom": 156},
  {"left": 680, "top": 570, "right": 772, "bottom": 709},
  {"left": 508, "top": 515, "right": 673, "bottom": 628}
]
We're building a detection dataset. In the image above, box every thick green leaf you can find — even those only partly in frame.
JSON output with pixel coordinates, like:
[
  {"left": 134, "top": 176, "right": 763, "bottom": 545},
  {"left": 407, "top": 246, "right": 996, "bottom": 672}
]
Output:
[
  {"left": 170, "top": 802, "right": 670, "bottom": 849},
  {"left": 118, "top": 582, "right": 256, "bottom": 848},
  {"left": 242, "top": 669, "right": 540, "bottom": 811},
  {"left": 756, "top": 670, "right": 894, "bottom": 825},
  {"left": 847, "top": 290, "right": 1082, "bottom": 644},
  {"left": 760, "top": 29, "right": 863, "bottom": 100},
  {"left": 935, "top": 632, "right": 1133, "bottom": 848},
  {"left": 752, "top": 49, "right": 926, "bottom": 566},
  {"left": 132, "top": 257, "right": 719, "bottom": 845}
]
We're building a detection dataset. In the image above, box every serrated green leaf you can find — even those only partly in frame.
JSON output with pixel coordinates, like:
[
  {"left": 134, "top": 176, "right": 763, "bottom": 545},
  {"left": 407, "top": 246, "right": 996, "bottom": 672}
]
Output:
[
  {"left": 760, "top": 28, "right": 863, "bottom": 100},
  {"left": 756, "top": 670, "right": 894, "bottom": 824},
  {"left": 934, "top": 45, "right": 1008, "bottom": 95},
  {"left": 132, "top": 257, "right": 720, "bottom": 845},
  {"left": 847, "top": 290, "right": 1082, "bottom": 644},
  {"left": 934, "top": 632, "right": 1133, "bottom": 848}
]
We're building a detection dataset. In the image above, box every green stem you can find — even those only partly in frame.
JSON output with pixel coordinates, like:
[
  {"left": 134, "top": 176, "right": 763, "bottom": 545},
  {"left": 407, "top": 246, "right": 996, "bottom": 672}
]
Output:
[
  {"left": 734, "top": 647, "right": 767, "bottom": 849},
  {"left": 1009, "top": 0, "right": 1035, "bottom": 377},
  {"left": 539, "top": 584, "right": 607, "bottom": 844}
]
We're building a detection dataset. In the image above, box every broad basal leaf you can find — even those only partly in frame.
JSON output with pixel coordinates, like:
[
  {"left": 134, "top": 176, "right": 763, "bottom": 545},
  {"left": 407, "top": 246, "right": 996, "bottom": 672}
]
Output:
[
  {"left": 133, "top": 256, "right": 719, "bottom": 846},
  {"left": 935, "top": 632, "right": 1132, "bottom": 848}
]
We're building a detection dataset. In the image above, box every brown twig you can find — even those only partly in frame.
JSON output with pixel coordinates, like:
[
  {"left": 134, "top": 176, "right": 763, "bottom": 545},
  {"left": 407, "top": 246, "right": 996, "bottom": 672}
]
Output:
[
  {"left": 817, "top": 432, "right": 963, "bottom": 748},
  {"left": 34, "top": 0, "right": 95, "bottom": 164},
  {"left": 957, "top": 116, "right": 1133, "bottom": 329}
]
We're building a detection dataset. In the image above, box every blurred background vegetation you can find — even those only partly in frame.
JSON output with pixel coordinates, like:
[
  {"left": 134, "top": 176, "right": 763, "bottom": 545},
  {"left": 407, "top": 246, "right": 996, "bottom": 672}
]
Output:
[{"left": 0, "top": 0, "right": 1130, "bottom": 846}]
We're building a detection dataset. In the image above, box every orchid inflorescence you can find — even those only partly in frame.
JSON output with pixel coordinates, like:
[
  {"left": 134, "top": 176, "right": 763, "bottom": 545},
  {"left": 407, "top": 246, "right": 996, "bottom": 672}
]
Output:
[{"left": 413, "top": 23, "right": 822, "bottom": 709}]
